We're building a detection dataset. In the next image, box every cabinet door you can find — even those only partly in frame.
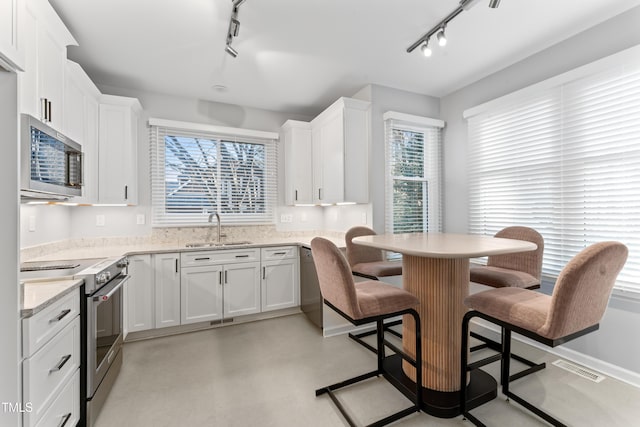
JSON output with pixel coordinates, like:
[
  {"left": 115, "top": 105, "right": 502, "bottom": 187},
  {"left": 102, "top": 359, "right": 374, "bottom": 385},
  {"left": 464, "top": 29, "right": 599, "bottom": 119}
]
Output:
[
  {"left": 19, "top": 4, "right": 38, "bottom": 117},
  {"left": 37, "top": 25, "right": 65, "bottom": 129},
  {"left": 154, "top": 253, "right": 180, "bottom": 329},
  {"left": 223, "top": 262, "right": 261, "bottom": 318},
  {"left": 313, "top": 109, "right": 344, "bottom": 204},
  {"left": 282, "top": 121, "right": 313, "bottom": 205},
  {"left": 98, "top": 98, "right": 140, "bottom": 204},
  {"left": 180, "top": 265, "right": 223, "bottom": 324},
  {"left": 126, "top": 254, "right": 154, "bottom": 334},
  {"left": 0, "top": 0, "right": 24, "bottom": 70},
  {"left": 262, "top": 258, "right": 299, "bottom": 312}
]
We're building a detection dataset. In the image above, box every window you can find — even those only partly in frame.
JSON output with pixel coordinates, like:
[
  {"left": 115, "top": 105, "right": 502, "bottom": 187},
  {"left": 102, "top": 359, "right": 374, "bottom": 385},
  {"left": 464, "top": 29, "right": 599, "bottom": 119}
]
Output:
[
  {"left": 384, "top": 112, "right": 444, "bottom": 235},
  {"left": 150, "top": 119, "right": 278, "bottom": 226},
  {"left": 467, "top": 48, "right": 640, "bottom": 293}
]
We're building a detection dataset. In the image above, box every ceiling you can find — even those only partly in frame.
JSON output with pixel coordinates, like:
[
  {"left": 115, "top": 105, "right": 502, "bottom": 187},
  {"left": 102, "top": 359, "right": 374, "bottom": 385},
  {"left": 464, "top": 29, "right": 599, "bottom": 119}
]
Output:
[{"left": 50, "top": 0, "right": 640, "bottom": 117}]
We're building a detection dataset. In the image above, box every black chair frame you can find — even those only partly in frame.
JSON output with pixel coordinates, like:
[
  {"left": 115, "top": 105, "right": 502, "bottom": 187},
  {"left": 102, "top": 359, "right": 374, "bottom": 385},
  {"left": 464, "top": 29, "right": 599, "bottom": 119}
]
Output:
[
  {"left": 469, "top": 284, "right": 546, "bottom": 383},
  {"left": 460, "top": 310, "right": 599, "bottom": 427},
  {"left": 348, "top": 273, "right": 403, "bottom": 354},
  {"left": 316, "top": 300, "right": 422, "bottom": 427}
]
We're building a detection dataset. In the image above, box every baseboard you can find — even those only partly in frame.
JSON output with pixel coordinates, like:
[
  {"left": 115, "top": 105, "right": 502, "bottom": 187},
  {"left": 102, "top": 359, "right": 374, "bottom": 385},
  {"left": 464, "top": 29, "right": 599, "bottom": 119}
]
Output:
[{"left": 471, "top": 320, "right": 640, "bottom": 389}]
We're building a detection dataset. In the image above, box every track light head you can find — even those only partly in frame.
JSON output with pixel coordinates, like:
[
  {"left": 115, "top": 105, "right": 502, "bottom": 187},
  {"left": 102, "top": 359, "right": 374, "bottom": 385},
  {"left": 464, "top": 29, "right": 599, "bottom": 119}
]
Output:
[
  {"left": 436, "top": 28, "right": 447, "bottom": 47},
  {"left": 489, "top": 0, "right": 501, "bottom": 8},
  {"left": 421, "top": 41, "right": 432, "bottom": 57},
  {"left": 225, "top": 44, "right": 238, "bottom": 58}
]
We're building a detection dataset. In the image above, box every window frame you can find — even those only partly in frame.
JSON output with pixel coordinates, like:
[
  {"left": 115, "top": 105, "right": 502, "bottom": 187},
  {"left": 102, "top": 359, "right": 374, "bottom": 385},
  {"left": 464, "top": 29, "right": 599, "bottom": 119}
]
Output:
[{"left": 149, "top": 118, "right": 278, "bottom": 227}]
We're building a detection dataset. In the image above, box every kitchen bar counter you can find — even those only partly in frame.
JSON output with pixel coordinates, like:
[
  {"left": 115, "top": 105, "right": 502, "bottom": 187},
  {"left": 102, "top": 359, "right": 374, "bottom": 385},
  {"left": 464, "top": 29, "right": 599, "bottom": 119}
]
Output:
[{"left": 21, "top": 278, "right": 83, "bottom": 318}]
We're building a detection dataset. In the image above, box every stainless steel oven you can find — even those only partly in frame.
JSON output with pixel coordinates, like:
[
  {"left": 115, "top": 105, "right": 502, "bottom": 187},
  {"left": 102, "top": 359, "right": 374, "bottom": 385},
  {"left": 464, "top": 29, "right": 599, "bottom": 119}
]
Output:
[{"left": 76, "top": 257, "right": 129, "bottom": 427}]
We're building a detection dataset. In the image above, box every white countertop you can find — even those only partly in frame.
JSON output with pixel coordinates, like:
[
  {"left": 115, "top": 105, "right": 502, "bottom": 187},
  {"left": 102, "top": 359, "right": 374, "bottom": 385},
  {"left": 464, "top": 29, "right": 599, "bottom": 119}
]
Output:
[
  {"left": 21, "top": 278, "right": 83, "bottom": 318},
  {"left": 353, "top": 232, "right": 537, "bottom": 258},
  {"left": 20, "top": 233, "right": 345, "bottom": 317},
  {"left": 24, "top": 235, "right": 345, "bottom": 262}
]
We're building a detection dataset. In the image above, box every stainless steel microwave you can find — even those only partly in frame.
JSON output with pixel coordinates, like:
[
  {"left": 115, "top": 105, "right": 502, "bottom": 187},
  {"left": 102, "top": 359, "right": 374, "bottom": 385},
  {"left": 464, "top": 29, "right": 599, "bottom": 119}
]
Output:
[{"left": 20, "top": 114, "right": 83, "bottom": 199}]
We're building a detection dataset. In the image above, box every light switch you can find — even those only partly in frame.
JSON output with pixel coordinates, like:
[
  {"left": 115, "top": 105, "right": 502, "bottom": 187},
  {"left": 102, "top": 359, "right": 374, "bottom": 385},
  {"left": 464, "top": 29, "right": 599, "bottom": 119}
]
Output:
[
  {"left": 96, "top": 215, "right": 105, "bottom": 226},
  {"left": 136, "top": 214, "right": 145, "bottom": 225},
  {"left": 28, "top": 216, "right": 36, "bottom": 232},
  {"left": 361, "top": 212, "right": 367, "bottom": 224},
  {"left": 280, "top": 214, "right": 293, "bottom": 223}
]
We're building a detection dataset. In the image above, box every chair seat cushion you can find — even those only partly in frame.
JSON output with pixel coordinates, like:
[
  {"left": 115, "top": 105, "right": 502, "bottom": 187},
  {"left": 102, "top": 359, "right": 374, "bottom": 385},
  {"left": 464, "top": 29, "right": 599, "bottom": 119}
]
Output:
[
  {"left": 465, "top": 287, "right": 551, "bottom": 337},
  {"left": 355, "top": 281, "right": 418, "bottom": 319},
  {"left": 352, "top": 261, "right": 402, "bottom": 278},
  {"left": 470, "top": 265, "right": 540, "bottom": 289}
]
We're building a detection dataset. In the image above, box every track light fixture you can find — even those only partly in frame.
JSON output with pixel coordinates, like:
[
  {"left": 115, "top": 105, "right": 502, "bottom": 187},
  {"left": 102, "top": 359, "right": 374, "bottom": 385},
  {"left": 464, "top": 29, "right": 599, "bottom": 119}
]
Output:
[
  {"left": 407, "top": 0, "right": 501, "bottom": 56},
  {"left": 436, "top": 27, "right": 447, "bottom": 47},
  {"left": 421, "top": 40, "right": 433, "bottom": 57},
  {"left": 225, "top": 0, "right": 246, "bottom": 57}
]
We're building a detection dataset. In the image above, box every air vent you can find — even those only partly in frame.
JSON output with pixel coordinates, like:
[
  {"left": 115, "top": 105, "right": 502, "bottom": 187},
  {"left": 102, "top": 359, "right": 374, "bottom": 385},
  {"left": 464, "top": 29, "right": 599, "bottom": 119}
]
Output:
[{"left": 552, "top": 360, "right": 606, "bottom": 383}]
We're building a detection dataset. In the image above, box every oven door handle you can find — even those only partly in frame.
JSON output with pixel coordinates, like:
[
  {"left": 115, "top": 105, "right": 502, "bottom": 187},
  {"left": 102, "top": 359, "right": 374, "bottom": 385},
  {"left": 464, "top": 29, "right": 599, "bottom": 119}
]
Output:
[{"left": 92, "top": 274, "right": 129, "bottom": 302}]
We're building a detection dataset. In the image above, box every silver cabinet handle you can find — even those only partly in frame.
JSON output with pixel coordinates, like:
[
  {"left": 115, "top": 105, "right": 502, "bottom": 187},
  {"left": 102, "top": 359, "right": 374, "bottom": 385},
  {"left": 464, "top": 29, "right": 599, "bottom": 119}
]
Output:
[
  {"left": 49, "top": 354, "right": 71, "bottom": 373},
  {"left": 49, "top": 309, "right": 71, "bottom": 323},
  {"left": 58, "top": 413, "right": 72, "bottom": 427}
]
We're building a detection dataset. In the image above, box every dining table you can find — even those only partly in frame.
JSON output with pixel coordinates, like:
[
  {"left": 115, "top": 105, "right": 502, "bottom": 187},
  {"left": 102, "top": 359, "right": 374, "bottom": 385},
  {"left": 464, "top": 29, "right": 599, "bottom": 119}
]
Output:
[{"left": 352, "top": 232, "right": 538, "bottom": 417}]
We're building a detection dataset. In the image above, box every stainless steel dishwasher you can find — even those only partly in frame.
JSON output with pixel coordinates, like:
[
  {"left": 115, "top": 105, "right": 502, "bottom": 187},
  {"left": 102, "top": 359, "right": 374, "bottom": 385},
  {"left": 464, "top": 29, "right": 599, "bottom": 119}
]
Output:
[{"left": 300, "top": 246, "right": 322, "bottom": 328}]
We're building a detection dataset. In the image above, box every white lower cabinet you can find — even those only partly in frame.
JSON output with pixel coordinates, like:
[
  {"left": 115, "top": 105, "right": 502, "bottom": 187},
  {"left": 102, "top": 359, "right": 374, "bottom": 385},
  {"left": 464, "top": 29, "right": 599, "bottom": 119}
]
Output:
[
  {"left": 223, "top": 262, "right": 261, "bottom": 318},
  {"left": 261, "top": 246, "right": 299, "bottom": 312},
  {"left": 125, "top": 254, "right": 154, "bottom": 333},
  {"left": 180, "top": 264, "right": 223, "bottom": 324},
  {"left": 154, "top": 252, "right": 181, "bottom": 329},
  {"left": 180, "top": 249, "right": 261, "bottom": 324},
  {"left": 124, "top": 246, "right": 300, "bottom": 335},
  {"left": 22, "top": 289, "right": 80, "bottom": 427}
]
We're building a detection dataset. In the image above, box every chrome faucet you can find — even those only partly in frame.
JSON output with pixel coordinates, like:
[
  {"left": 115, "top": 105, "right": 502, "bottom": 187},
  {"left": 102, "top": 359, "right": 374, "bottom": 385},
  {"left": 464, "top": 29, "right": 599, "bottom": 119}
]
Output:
[{"left": 208, "top": 212, "right": 223, "bottom": 242}]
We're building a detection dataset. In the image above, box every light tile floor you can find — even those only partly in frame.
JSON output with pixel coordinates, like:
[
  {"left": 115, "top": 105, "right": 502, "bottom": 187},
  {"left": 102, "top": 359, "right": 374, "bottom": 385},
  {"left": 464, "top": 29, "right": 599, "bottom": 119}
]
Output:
[{"left": 94, "top": 314, "right": 640, "bottom": 427}]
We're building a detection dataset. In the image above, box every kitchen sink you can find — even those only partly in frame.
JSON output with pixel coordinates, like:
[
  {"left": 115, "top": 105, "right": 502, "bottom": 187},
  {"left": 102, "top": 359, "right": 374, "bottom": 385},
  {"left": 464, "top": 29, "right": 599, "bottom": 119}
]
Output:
[{"left": 184, "top": 241, "right": 252, "bottom": 248}]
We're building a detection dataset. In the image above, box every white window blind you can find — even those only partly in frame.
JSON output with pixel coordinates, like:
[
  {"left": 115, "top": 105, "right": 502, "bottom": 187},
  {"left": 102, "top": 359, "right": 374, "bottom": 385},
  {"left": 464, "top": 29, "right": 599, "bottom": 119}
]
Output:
[
  {"left": 468, "top": 58, "right": 640, "bottom": 293},
  {"left": 384, "top": 113, "right": 444, "bottom": 235},
  {"left": 150, "top": 121, "right": 278, "bottom": 226}
]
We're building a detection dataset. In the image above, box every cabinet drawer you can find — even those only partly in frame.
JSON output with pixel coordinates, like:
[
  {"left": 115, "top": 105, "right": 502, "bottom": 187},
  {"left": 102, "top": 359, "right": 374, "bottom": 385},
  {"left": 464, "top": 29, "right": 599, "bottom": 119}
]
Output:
[
  {"left": 32, "top": 369, "right": 79, "bottom": 427},
  {"left": 24, "top": 317, "right": 80, "bottom": 427},
  {"left": 181, "top": 248, "right": 260, "bottom": 267},
  {"left": 23, "top": 289, "right": 79, "bottom": 357},
  {"left": 261, "top": 246, "right": 297, "bottom": 261}
]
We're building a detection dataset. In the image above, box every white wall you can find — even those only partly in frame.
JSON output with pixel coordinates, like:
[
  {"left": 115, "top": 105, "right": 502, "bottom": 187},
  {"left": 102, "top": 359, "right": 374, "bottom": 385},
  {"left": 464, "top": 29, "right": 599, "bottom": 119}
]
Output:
[
  {"left": 353, "top": 84, "right": 441, "bottom": 232},
  {"left": 440, "top": 6, "right": 640, "bottom": 377},
  {"left": 20, "top": 204, "right": 71, "bottom": 248},
  {"left": 0, "top": 68, "right": 20, "bottom": 426}
]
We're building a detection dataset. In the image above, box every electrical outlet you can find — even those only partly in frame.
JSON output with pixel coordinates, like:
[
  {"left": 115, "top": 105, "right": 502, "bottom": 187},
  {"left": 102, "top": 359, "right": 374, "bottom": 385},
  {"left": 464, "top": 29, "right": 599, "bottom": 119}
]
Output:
[
  {"left": 96, "top": 215, "right": 105, "bottom": 227},
  {"left": 280, "top": 214, "right": 293, "bottom": 223},
  {"left": 301, "top": 212, "right": 308, "bottom": 222},
  {"left": 361, "top": 212, "right": 367, "bottom": 224},
  {"left": 28, "top": 216, "right": 36, "bottom": 232},
  {"left": 136, "top": 214, "right": 145, "bottom": 225}
]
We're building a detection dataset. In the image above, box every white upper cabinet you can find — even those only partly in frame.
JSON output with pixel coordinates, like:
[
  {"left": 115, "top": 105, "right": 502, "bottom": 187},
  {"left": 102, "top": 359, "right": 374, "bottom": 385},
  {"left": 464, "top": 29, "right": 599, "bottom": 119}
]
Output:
[
  {"left": 98, "top": 95, "right": 142, "bottom": 205},
  {"left": 0, "top": 0, "right": 25, "bottom": 71},
  {"left": 19, "top": 0, "right": 77, "bottom": 131},
  {"left": 65, "top": 60, "right": 100, "bottom": 203},
  {"left": 310, "top": 97, "right": 370, "bottom": 205},
  {"left": 281, "top": 120, "right": 313, "bottom": 205}
]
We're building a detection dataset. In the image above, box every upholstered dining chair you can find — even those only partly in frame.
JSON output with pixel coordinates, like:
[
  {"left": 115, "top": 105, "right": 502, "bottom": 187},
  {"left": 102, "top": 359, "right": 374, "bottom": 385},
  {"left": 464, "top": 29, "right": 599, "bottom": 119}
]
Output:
[
  {"left": 346, "top": 226, "right": 403, "bottom": 280},
  {"left": 345, "top": 226, "right": 404, "bottom": 353},
  {"left": 469, "top": 226, "right": 546, "bottom": 382},
  {"left": 461, "top": 241, "right": 628, "bottom": 427},
  {"left": 311, "top": 237, "right": 423, "bottom": 427}
]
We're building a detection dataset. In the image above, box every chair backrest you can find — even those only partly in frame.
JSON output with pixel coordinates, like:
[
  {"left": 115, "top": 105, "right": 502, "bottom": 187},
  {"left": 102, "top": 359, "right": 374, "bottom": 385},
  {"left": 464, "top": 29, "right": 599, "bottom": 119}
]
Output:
[
  {"left": 311, "top": 237, "right": 362, "bottom": 319},
  {"left": 488, "top": 226, "right": 544, "bottom": 280},
  {"left": 540, "top": 241, "right": 628, "bottom": 339},
  {"left": 345, "top": 226, "right": 384, "bottom": 267}
]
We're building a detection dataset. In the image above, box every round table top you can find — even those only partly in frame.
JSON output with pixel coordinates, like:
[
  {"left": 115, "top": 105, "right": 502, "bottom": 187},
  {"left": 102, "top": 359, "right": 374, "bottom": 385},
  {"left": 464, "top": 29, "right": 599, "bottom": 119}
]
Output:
[{"left": 353, "top": 232, "right": 537, "bottom": 259}]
